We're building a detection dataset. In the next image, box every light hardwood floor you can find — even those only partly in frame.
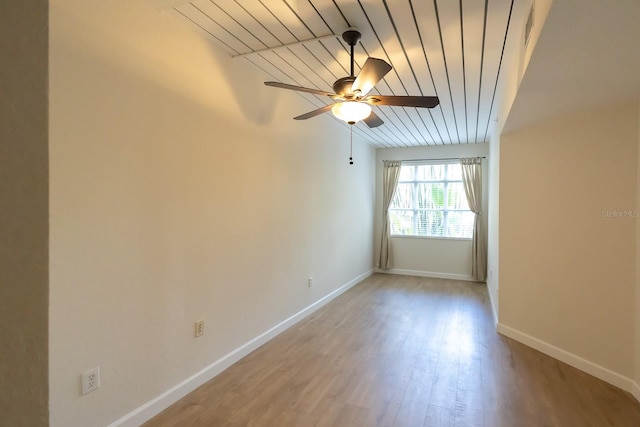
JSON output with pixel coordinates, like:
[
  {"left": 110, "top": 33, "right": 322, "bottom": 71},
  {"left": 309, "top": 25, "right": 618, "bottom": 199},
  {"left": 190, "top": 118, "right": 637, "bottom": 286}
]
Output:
[{"left": 143, "top": 274, "right": 640, "bottom": 426}]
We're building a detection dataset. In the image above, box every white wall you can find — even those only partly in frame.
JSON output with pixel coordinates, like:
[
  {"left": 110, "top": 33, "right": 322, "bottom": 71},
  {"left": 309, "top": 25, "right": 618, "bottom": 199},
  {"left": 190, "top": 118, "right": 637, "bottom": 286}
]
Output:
[
  {"left": 484, "top": 0, "right": 554, "bottom": 326},
  {"left": 493, "top": 0, "right": 640, "bottom": 394},
  {"left": 374, "top": 144, "right": 489, "bottom": 281},
  {"left": 49, "top": 2, "right": 375, "bottom": 426},
  {"left": 486, "top": 132, "right": 500, "bottom": 323},
  {"left": 500, "top": 100, "right": 638, "bottom": 386}
]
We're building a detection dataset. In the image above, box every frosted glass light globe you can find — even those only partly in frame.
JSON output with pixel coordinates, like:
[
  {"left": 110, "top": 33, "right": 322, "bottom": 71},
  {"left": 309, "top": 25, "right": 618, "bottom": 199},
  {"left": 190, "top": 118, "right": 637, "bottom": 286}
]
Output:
[{"left": 331, "top": 101, "right": 372, "bottom": 124}]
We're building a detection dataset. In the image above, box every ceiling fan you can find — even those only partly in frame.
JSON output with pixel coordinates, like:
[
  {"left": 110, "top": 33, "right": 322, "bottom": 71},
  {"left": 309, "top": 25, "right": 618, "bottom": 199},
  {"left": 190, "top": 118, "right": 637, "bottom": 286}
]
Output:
[{"left": 264, "top": 28, "right": 439, "bottom": 128}]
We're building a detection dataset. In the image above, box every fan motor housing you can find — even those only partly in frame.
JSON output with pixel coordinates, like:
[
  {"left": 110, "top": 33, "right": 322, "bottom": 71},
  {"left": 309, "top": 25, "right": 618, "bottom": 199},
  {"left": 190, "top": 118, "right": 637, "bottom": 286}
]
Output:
[{"left": 333, "top": 76, "right": 356, "bottom": 97}]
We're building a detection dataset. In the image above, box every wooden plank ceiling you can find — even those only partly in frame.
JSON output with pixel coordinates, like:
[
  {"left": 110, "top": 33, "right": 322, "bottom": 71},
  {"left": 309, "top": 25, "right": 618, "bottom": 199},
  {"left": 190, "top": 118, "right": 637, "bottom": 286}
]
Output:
[{"left": 168, "top": 0, "right": 526, "bottom": 148}]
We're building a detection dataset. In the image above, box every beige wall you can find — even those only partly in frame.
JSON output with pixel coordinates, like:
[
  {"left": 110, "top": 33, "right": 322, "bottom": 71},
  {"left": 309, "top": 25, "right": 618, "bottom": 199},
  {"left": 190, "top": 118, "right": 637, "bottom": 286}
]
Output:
[
  {"left": 500, "top": 100, "right": 638, "bottom": 378},
  {"left": 0, "top": 1, "right": 49, "bottom": 426},
  {"left": 486, "top": 132, "right": 500, "bottom": 321},
  {"left": 636, "top": 101, "right": 640, "bottom": 394},
  {"left": 374, "top": 144, "right": 489, "bottom": 280},
  {"left": 49, "top": 1, "right": 375, "bottom": 426}
]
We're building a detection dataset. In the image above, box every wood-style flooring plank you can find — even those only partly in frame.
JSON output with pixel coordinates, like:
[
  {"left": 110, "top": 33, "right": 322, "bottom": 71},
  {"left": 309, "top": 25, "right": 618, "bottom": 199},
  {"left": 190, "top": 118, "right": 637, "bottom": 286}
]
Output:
[{"left": 143, "top": 274, "right": 640, "bottom": 427}]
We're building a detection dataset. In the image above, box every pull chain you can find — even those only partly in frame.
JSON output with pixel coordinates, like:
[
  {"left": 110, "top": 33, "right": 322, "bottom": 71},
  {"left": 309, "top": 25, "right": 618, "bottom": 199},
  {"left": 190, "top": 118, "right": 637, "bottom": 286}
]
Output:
[{"left": 349, "top": 125, "right": 354, "bottom": 165}]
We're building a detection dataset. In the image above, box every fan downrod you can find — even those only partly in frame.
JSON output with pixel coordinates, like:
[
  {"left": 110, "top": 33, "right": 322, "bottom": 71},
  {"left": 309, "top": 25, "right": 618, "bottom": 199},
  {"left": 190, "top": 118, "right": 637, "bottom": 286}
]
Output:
[
  {"left": 333, "top": 28, "right": 362, "bottom": 96},
  {"left": 342, "top": 28, "right": 361, "bottom": 78}
]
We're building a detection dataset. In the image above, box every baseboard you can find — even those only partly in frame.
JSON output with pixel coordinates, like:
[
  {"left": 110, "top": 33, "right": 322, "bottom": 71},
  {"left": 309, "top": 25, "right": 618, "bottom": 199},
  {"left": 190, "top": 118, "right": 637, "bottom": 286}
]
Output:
[
  {"left": 376, "top": 268, "right": 476, "bottom": 282},
  {"left": 497, "top": 323, "right": 634, "bottom": 394},
  {"left": 108, "top": 269, "right": 373, "bottom": 427}
]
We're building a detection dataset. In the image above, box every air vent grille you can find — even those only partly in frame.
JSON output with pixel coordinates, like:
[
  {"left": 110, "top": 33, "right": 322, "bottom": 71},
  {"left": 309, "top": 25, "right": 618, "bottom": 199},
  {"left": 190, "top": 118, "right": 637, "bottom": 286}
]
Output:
[{"left": 525, "top": 2, "right": 535, "bottom": 46}]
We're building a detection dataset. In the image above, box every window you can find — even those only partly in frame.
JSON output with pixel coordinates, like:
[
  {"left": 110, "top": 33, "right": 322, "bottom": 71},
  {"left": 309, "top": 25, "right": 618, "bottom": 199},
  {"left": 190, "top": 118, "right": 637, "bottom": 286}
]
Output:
[{"left": 389, "top": 162, "right": 474, "bottom": 239}]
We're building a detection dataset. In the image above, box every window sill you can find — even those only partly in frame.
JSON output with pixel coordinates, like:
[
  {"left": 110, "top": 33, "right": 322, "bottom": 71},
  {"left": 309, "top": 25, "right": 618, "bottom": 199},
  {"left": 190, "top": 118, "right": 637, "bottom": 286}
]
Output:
[{"left": 390, "top": 235, "right": 472, "bottom": 242}]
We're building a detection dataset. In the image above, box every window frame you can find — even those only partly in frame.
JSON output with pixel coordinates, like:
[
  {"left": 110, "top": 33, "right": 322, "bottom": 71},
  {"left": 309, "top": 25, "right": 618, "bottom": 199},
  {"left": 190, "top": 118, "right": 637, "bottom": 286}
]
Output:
[{"left": 388, "top": 161, "right": 473, "bottom": 240}]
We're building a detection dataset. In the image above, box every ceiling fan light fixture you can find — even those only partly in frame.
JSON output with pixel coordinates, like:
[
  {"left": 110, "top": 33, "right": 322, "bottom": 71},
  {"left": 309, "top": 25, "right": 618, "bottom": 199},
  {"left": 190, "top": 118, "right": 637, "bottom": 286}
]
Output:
[{"left": 331, "top": 101, "right": 372, "bottom": 124}]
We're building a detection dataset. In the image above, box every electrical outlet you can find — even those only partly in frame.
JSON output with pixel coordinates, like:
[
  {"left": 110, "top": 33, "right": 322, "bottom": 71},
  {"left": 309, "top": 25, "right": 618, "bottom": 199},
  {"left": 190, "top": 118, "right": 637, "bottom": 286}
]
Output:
[
  {"left": 308, "top": 276, "right": 313, "bottom": 287},
  {"left": 81, "top": 367, "right": 101, "bottom": 395},
  {"left": 195, "top": 320, "right": 205, "bottom": 337}
]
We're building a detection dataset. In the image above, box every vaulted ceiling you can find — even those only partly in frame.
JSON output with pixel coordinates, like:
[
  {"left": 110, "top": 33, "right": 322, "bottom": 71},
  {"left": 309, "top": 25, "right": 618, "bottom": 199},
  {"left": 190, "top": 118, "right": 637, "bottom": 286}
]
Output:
[{"left": 162, "top": 0, "right": 533, "bottom": 148}]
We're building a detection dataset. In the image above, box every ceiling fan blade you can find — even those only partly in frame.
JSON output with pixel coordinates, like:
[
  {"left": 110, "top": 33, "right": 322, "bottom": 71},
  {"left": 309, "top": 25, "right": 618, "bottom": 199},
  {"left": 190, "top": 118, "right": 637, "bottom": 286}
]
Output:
[
  {"left": 293, "top": 104, "right": 334, "bottom": 120},
  {"left": 364, "top": 95, "right": 440, "bottom": 108},
  {"left": 265, "top": 81, "right": 336, "bottom": 98},
  {"left": 363, "top": 111, "right": 384, "bottom": 128},
  {"left": 352, "top": 58, "right": 392, "bottom": 96}
]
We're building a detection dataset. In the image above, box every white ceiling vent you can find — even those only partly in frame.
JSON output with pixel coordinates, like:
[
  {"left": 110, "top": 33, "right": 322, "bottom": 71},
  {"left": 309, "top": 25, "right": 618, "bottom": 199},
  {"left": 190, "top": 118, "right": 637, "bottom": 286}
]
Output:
[{"left": 525, "top": 2, "right": 535, "bottom": 47}]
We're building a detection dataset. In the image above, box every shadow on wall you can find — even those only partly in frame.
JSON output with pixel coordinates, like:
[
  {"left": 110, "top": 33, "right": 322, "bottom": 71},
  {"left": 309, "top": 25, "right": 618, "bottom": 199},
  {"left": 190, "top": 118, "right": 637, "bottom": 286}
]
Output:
[
  {"left": 208, "top": 44, "right": 279, "bottom": 127},
  {"left": 52, "top": 1, "right": 279, "bottom": 127}
]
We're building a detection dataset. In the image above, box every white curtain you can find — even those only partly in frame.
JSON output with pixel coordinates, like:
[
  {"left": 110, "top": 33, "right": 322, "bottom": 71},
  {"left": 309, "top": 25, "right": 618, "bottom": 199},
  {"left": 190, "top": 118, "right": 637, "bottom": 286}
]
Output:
[
  {"left": 460, "top": 158, "right": 487, "bottom": 281},
  {"left": 379, "top": 161, "right": 402, "bottom": 270}
]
